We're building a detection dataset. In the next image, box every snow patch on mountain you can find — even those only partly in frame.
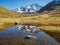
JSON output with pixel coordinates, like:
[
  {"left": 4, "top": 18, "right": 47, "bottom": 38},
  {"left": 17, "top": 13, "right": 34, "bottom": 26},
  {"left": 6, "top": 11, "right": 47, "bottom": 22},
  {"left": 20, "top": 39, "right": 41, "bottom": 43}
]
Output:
[{"left": 14, "top": 4, "right": 41, "bottom": 13}]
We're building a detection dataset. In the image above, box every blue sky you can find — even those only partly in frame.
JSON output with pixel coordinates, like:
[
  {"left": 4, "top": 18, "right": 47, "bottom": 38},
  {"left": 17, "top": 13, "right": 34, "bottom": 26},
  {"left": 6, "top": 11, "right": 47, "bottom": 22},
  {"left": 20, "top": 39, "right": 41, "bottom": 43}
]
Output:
[{"left": 0, "top": 0, "right": 53, "bottom": 10}]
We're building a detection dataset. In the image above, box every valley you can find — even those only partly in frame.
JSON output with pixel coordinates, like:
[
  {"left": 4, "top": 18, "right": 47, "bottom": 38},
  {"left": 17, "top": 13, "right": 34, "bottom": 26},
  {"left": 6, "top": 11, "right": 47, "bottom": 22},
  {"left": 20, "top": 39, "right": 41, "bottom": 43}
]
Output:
[
  {"left": 0, "top": 0, "right": 60, "bottom": 44},
  {"left": 0, "top": 14, "right": 60, "bottom": 42}
]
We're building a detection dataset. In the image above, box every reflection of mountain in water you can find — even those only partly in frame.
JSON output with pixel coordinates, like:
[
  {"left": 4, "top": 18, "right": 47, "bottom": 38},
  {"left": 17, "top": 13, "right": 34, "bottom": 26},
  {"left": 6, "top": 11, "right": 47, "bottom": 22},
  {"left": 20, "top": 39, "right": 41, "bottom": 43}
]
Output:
[{"left": 0, "top": 25, "right": 59, "bottom": 45}]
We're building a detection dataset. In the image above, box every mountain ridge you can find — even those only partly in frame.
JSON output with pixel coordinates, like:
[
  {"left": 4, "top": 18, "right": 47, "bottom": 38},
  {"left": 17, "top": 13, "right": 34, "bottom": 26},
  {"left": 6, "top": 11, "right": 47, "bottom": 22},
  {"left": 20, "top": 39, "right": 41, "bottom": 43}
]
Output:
[
  {"left": 38, "top": 0, "right": 60, "bottom": 14},
  {"left": 14, "top": 4, "right": 41, "bottom": 13}
]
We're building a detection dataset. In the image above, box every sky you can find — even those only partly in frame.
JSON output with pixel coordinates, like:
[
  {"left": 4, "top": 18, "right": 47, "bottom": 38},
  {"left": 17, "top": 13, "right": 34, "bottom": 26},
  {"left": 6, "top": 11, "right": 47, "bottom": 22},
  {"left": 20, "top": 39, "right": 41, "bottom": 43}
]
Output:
[{"left": 0, "top": 0, "right": 53, "bottom": 10}]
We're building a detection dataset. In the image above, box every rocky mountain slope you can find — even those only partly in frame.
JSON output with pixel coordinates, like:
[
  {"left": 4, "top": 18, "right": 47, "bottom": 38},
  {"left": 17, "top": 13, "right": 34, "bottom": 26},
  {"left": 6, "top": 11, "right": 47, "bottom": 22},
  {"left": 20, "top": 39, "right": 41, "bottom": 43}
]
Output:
[{"left": 38, "top": 0, "right": 60, "bottom": 14}]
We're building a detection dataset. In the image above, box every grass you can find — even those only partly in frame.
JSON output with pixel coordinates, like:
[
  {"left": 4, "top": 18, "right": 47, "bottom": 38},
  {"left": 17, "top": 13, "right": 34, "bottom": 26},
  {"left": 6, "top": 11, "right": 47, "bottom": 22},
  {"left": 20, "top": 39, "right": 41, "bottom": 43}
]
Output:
[
  {"left": 0, "top": 23, "right": 13, "bottom": 31},
  {"left": 43, "top": 30, "right": 60, "bottom": 42}
]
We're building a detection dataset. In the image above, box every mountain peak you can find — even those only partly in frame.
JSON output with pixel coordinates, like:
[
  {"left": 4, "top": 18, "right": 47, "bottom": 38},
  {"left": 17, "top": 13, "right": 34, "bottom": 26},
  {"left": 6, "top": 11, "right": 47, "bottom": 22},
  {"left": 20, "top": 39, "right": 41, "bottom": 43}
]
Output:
[{"left": 14, "top": 4, "right": 41, "bottom": 13}]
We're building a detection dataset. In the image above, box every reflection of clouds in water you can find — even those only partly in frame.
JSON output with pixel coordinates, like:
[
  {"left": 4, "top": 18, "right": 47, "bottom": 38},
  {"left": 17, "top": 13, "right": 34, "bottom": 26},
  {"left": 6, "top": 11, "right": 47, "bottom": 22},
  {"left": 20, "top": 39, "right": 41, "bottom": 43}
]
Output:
[{"left": 0, "top": 25, "right": 59, "bottom": 45}]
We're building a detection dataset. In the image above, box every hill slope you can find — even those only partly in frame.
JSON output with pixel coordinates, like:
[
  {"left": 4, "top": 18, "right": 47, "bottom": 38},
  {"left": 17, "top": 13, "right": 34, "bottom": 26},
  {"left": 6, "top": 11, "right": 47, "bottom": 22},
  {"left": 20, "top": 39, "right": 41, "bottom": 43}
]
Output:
[{"left": 0, "top": 6, "right": 23, "bottom": 18}]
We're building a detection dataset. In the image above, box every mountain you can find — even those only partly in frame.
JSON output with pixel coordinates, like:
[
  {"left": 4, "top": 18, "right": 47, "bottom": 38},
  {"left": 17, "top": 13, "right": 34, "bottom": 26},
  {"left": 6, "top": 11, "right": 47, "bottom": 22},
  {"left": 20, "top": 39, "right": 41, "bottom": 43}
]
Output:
[
  {"left": 48, "top": 0, "right": 60, "bottom": 14},
  {"left": 0, "top": 6, "right": 22, "bottom": 18},
  {"left": 38, "top": 0, "right": 60, "bottom": 14},
  {"left": 14, "top": 0, "right": 60, "bottom": 14},
  {"left": 14, "top": 4, "right": 41, "bottom": 13}
]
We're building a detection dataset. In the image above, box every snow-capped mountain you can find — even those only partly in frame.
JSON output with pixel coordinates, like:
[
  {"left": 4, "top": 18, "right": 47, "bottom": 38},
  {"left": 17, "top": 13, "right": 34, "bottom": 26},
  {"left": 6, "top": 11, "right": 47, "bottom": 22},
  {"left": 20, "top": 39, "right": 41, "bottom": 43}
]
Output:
[
  {"left": 14, "top": 4, "right": 41, "bottom": 13},
  {"left": 14, "top": 0, "right": 60, "bottom": 14}
]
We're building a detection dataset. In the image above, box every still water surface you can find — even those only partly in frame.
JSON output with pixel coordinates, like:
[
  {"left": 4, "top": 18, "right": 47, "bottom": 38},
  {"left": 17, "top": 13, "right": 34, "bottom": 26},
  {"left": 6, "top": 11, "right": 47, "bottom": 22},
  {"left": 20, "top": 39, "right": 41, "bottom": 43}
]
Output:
[{"left": 0, "top": 27, "right": 58, "bottom": 45}]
